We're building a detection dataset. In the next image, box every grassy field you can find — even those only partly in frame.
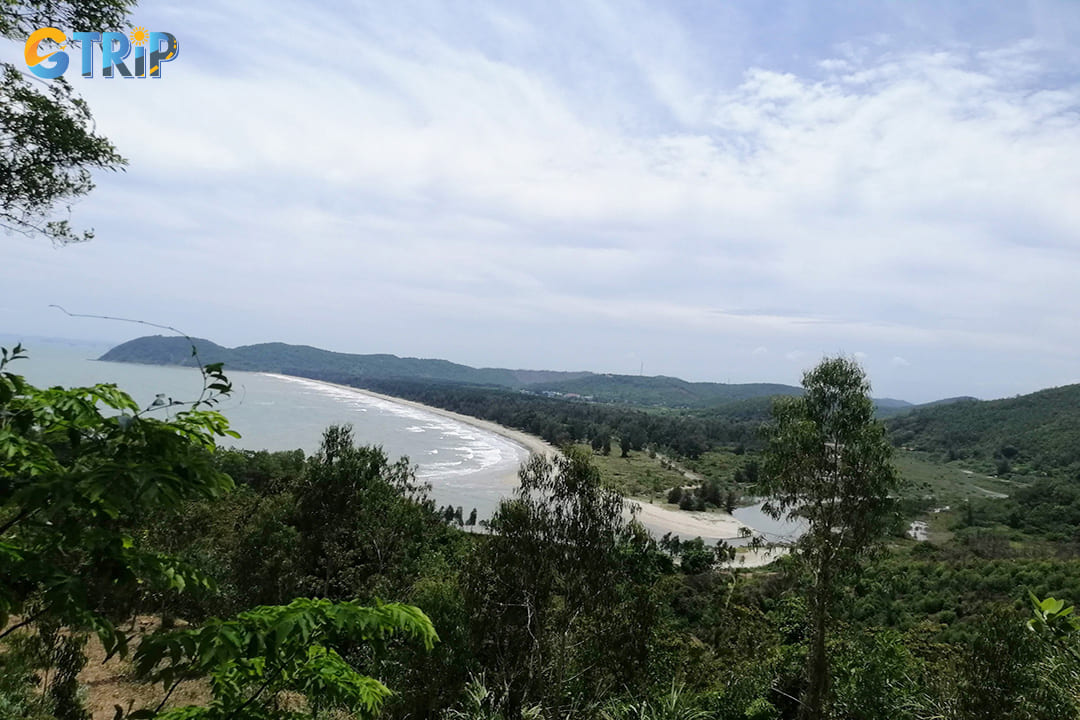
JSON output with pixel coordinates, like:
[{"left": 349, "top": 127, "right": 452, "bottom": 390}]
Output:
[
  {"left": 581, "top": 446, "right": 691, "bottom": 500},
  {"left": 682, "top": 449, "right": 746, "bottom": 483},
  {"left": 894, "top": 450, "right": 1018, "bottom": 506}
]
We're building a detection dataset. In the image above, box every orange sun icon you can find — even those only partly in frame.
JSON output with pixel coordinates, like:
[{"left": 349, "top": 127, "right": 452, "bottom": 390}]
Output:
[{"left": 129, "top": 26, "right": 149, "bottom": 46}]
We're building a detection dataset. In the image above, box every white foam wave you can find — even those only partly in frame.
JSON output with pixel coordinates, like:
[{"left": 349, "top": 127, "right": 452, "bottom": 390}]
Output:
[{"left": 262, "top": 373, "right": 529, "bottom": 483}]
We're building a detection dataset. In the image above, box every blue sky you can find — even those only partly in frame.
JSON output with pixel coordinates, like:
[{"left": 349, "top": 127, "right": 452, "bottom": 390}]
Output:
[{"left": 2, "top": 0, "right": 1079, "bottom": 402}]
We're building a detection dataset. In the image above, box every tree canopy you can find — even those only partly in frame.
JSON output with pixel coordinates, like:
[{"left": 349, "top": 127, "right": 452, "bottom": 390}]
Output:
[{"left": 761, "top": 356, "right": 901, "bottom": 719}]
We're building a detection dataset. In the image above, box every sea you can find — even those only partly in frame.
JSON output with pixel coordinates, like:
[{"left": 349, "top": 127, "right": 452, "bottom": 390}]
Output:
[{"left": 6, "top": 337, "right": 528, "bottom": 520}]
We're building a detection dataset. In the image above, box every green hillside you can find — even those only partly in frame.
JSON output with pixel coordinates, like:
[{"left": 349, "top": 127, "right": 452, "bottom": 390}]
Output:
[
  {"left": 876, "top": 396, "right": 978, "bottom": 419},
  {"left": 98, "top": 335, "right": 809, "bottom": 405},
  {"left": 887, "top": 384, "right": 1080, "bottom": 478},
  {"left": 99, "top": 335, "right": 590, "bottom": 387}
]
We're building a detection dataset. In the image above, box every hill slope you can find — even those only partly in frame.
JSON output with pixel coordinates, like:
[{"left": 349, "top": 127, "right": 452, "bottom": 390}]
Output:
[
  {"left": 99, "top": 335, "right": 589, "bottom": 388},
  {"left": 100, "top": 335, "right": 912, "bottom": 411},
  {"left": 887, "top": 384, "right": 1080, "bottom": 477}
]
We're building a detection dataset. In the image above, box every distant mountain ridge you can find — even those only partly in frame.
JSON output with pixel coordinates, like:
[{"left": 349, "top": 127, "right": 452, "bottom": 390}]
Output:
[
  {"left": 98, "top": 335, "right": 591, "bottom": 388},
  {"left": 100, "top": 335, "right": 928, "bottom": 411},
  {"left": 99, "top": 335, "right": 816, "bottom": 406}
]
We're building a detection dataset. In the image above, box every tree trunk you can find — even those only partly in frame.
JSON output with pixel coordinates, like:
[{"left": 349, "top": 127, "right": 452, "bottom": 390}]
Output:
[{"left": 801, "top": 576, "right": 831, "bottom": 720}]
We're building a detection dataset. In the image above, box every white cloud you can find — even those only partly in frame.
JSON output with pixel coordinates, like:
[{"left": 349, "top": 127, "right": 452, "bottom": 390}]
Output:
[{"left": 2, "top": 0, "right": 1078, "bottom": 402}]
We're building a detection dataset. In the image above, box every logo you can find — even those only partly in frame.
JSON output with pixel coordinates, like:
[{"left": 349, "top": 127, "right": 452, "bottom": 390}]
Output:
[{"left": 25, "top": 27, "right": 179, "bottom": 80}]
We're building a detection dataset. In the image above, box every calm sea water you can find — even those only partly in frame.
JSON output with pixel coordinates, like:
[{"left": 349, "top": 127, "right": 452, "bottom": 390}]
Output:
[
  {"left": 9, "top": 338, "right": 528, "bottom": 519},
  {"left": 731, "top": 502, "right": 807, "bottom": 544}
]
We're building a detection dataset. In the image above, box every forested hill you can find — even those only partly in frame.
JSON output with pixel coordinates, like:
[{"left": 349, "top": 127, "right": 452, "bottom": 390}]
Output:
[
  {"left": 887, "top": 384, "right": 1080, "bottom": 478},
  {"left": 98, "top": 335, "right": 808, "bottom": 404},
  {"left": 99, "top": 335, "right": 591, "bottom": 388}
]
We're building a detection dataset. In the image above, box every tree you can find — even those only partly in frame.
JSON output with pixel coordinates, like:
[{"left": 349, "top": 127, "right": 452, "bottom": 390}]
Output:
[
  {"left": 1, "top": 1, "right": 131, "bottom": 244},
  {"left": 678, "top": 491, "right": 701, "bottom": 512},
  {"left": 700, "top": 478, "right": 723, "bottom": 507},
  {"left": 723, "top": 490, "right": 738, "bottom": 515},
  {"left": 1, "top": 350, "right": 442, "bottom": 718},
  {"left": 620, "top": 435, "right": 631, "bottom": 458},
  {"left": 0, "top": 345, "right": 236, "bottom": 657},
  {"left": 134, "top": 598, "right": 438, "bottom": 720},
  {"left": 465, "top": 449, "right": 662, "bottom": 714},
  {"left": 759, "top": 356, "right": 900, "bottom": 720},
  {"left": 291, "top": 425, "right": 443, "bottom": 600},
  {"left": 675, "top": 537, "right": 713, "bottom": 575},
  {"left": 742, "top": 459, "right": 760, "bottom": 485}
]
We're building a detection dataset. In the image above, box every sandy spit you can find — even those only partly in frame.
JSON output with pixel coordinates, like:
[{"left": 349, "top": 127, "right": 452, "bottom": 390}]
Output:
[{"left": 630, "top": 500, "right": 751, "bottom": 541}]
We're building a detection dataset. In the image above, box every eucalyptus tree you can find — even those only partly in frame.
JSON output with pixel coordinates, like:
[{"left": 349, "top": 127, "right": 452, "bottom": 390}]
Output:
[
  {"left": 466, "top": 448, "right": 664, "bottom": 715},
  {"left": 760, "top": 357, "right": 900, "bottom": 720}
]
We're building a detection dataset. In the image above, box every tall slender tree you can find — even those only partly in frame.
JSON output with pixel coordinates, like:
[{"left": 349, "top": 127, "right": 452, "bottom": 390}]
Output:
[{"left": 760, "top": 357, "right": 900, "bottom": 720}]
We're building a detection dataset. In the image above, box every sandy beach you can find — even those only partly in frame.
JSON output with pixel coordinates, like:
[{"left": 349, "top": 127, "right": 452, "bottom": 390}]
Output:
[
  {"left": 629, "top": 500, "right": 751, "bottom": 540},
  {"left": 276, "top": 375, "right": 557, "bottom": 459},
  {"left": 283, "top": 375, "right": 770, "bottom": 551}
]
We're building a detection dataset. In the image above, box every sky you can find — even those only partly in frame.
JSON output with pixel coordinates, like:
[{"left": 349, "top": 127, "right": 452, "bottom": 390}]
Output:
[{"left": 2, "top": 0, "right": 1079, "bottom": 403}]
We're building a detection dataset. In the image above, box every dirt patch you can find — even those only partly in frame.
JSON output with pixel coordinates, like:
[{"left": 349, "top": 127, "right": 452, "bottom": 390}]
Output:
[{"left": 78, "top": 617, "right": 210, "bottom": 720}]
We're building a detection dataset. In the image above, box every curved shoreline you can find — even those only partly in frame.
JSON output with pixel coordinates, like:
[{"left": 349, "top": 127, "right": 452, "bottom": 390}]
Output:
[
  {"left": 274, "top": 374, "right": 763, "bottom": 549},
  {"left": 266, "top": 374, "right": 557, "bottom": 459}
]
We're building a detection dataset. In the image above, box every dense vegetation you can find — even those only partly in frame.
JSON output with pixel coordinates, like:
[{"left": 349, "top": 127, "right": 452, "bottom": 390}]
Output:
[
  {"left": 10, "top": 0, "right": 1080, "bottom": 716},
  {"left": 887, "top": 383, "right": 1080, "bottom": 479},
  {"left": 963, "top": 477, "right": 1080, "bottom": 542},
  {"left": 0, "top": 348, "right": 438, "bottom": 719},
  {"left": 8, "top": 347, "right": 1080, "bottom": 719}
]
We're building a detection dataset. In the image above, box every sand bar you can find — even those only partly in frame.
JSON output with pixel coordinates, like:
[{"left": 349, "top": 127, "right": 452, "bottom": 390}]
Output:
[{"left": 630, "top": 500, "right": 751, "bottom": 541}]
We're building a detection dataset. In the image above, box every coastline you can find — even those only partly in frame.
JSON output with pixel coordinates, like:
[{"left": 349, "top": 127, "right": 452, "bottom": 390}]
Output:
[
  {"left": 266, "top": 374, "right": 557, "bottom": 459},
  {"left": 272, "top": 374, "right": 761, "bottom": 548}
]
